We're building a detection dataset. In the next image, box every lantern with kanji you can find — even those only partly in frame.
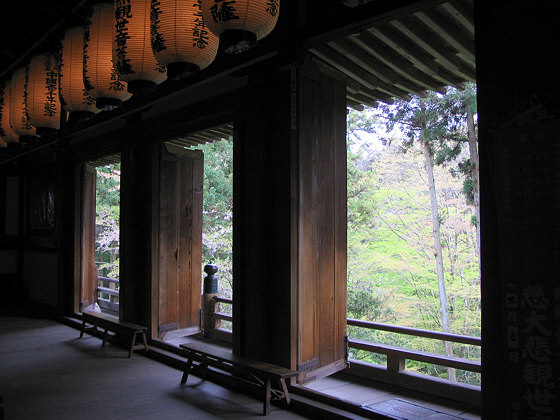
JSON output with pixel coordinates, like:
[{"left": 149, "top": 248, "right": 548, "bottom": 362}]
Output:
[
  {"left": 113, "top": 0, "right": 166, "bottom": 94},
  {"left": 10, "top": 66, "right": 39, "bottom": 142},
  {"left": 201, "top": 0, "right": 279, "bottom": 54},
  {"left": 0, "top": 80, "right": 20, "bottom": 144},
  {"left": 84, "top": 3, "right": 132, "bottom": 111},
  {"left": 151, "top": 0, "right": 219, "bottom": 80},
  {"left": 59, "top": 26, "right": 100, "bottom": 123},
  {"left": 27, "top": 53, "right": 61, "bottom": 135}
]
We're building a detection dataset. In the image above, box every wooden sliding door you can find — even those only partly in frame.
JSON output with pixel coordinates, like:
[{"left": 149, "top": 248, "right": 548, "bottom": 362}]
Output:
[
  {"left": 153, "top": 144, "right": 203, "bottom": 339},
  {"left": 80, "top": 164, "right": 97, "bottom": 311}
]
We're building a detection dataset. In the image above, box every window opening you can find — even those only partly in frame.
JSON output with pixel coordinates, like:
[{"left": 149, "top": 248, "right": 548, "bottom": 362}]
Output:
[
  {"left": 346, "top": 84, "right": 481, "bottom": 386},
  {"left": 164, "top": 122, "right": 233, "bottom": 339},
  {"left": 94, "top": 160, "right": 121, "bottom": 316},
  {"left": 187, "top": 129, "right": 233, "bottom": 332},
  {"left": 80, "top": 154, "right": 121, "bottom": 317}
]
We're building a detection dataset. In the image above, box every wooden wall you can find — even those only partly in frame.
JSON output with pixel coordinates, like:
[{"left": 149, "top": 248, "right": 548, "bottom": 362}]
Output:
[
  {"left": 233, "top": 70, "right": 294, "bottom": 367},
  {"left": 296, "top": 64, "right": 347, "bottom": 381},
  {"left": 120, "top": 139, "right": 154, "bottom": 326},
  {"left": 475, "top": 2, "right": 560, "bottom": 417},
  {"left": 233, "top": 63, "right": 347, "bottom": 378},
  {"left": 0, "top": 176, "right": 20, "bottom": 305}
]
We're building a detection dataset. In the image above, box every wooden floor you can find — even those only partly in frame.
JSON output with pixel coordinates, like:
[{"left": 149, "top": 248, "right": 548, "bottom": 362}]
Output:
[
  {"left": 0, "top": 315, "right": 307, "bottom": 419},
  {"left": 0, "top": 312, "right": 481, "bottom": 420},
  {"left": 305, "top": 375, "right": 481, "bottom": 419},
  {"left": 167, "top": 333, "right": 481, "bottom": 420}
]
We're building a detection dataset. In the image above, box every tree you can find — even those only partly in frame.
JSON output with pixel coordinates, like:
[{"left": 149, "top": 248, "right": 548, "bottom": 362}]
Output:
[
  {"left": 346, "top": 98, "right": 480, "bottom": 383},
  {"left": 95, "top": 163, "right": 121, "bottom": 279},
  {"left": 196, "top": 138, "right": 234, "bottom": 299},
  {"left": 380, "top": 91, "right": 471, "bottom": 381},
  {"left": 440, "top": 83, "right": 480, "bottom": 279}
]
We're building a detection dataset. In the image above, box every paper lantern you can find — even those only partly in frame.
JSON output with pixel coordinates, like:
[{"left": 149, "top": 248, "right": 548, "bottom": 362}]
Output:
[
  {"left": 113, "top": 0, "right": 166, "bottom": 94},
  {"left": 27, "top": 53, "right": 61, "bottom": 135},
  {"left": 10, "top": 66, "right": 39, "bottom": 142},
  {"left": 59, "top": 26, "right": 100, "bottom": 123},
  {"left": 201, "top": 0, "right": 279, "bottom": 54},
  {"left": 84, "top": 3, "right": 132, "bottom": 111},
  {"left": 151, "top": 0, "right": 219, "bottom": 80},
  {"left": 0, "top": 80, "right": 20, "bottom": 143}
]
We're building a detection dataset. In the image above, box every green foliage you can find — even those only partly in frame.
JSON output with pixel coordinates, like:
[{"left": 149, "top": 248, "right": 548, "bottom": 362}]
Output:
[
  {"left": 95, "top": 163, "right": 121, "bottom": 279},
  {"left": 194, "top": 138, "right": 234, "bottom": 299},
  {"left": 346, "top": 89, "right": 481, "bottom": 385}
]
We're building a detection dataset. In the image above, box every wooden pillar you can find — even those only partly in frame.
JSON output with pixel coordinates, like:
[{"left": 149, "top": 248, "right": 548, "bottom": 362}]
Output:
[
  {"left": 233, "top": 69, "right": 294, "bottom": 367},
  {"left": 234, "top": 61, "right": 347, "bottom": 380},
  {"left": 120, "top": 139, "right": 154, "bottom": 327},
  {"left": 58, "top": 162, "right": 79, "bottom": 314},
  {"left": 475, "top": 2, "right": 560, "bottom": 417}
]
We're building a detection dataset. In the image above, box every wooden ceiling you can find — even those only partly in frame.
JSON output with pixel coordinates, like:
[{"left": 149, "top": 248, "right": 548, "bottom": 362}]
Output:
[
  {"left": 309, "top": 0, "right": 475, "bottom": 110},
  {"left": 0, "top": 0, "right": 474, "bottom": 148}
]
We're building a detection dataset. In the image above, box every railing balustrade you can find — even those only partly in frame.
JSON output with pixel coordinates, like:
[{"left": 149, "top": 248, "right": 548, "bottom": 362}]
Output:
[
  {"left": 346, "top": 318, "right": 481, "bottom": 375},
  {"left": 96, "top": 275, "right": 119, "bottom": 315},
  {"left": 202, "top": 299, "right": 481, "bottom": 378}
]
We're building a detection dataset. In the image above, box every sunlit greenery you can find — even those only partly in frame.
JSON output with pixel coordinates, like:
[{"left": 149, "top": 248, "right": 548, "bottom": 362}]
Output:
[{"left": 95, "top": 163, "right": 121, "bottom": 280}]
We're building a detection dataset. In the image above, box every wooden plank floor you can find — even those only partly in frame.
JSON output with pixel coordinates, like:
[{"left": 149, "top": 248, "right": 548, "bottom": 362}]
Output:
[
  {"left": 304, "top": 374, "right": 481, "bottom": 419},
  {"left": 167, "top": 331, "right": 481, "bottom": 420},
  {"left": 0, "top": 316, "right": 307, "bottom": 419}
]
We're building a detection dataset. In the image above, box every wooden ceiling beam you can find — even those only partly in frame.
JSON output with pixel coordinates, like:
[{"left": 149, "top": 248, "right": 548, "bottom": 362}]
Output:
[
  {"left": 302, "top": 0, "right": 447, "bottom": 49},
  {"left": 367, "top": 25, "right": 464, "bottom": 87},
  {"left": 331, "top": 38, "right": 430, "bottom": 97},
  {"left": 346, "top": 90, "right": 380, "bottom": 107},
  {"left": 349, "top": 32, "right": 445, "bottom": 93},
  {"left": 414, "top": 9, "right": 475, "bottom": 64},
  {"left": 441, "top": 0, "right": 474, "bottom": 35},
  {"left": 390, "top": 17, "right": 476, "bottom": 81},
  {"left": 327, "top": 39, "right": 397, "bottom": 85},
  {"left": 346, "top": 98, "right": 366, "bottom": 111},
  {"left": 310, "top": 44, "right": 412, "bottom": 99}
]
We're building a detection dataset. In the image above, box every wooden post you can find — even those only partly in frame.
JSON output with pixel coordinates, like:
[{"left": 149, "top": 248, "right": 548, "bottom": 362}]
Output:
[
  {"left": 202, "top": 263, "right": 219, "bottom": 337},
  {"left": 387, "top": 353, "right": 405, "bottom": 373}
]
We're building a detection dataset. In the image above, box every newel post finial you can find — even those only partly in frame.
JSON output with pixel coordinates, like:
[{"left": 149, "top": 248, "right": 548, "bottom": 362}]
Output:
[
  {"left": 202, "top": 263, "right": 219, "bottom": 336},
  {"left": 203, "top": 263, "right": 218, "bottom": 294}
]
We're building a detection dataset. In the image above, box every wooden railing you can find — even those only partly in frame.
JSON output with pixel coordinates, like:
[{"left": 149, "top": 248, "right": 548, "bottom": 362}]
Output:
[
  {"left": 346, "top": 318, "right": 481, "bottom": 375},
  {"left": 186, "top": 263, "right": 483, "bottom": 404},
  {"left": 96, "top": 276, "right": 119, "bottom": 315},
  {"left": 202, "top": 298, "right": 481, "bottom": 404},
  {"left": 203, "top": 299, "right": 481, "bottom": 375},
  {"left": 204, "top": 295, "right": 233, "bottom": 343}
]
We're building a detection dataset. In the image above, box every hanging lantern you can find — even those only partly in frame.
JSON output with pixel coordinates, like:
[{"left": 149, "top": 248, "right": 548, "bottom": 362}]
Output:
[
  {"left": 59, "top": 26, "right": 100, "bottom": 124},
  {"left": 84, "top": 3, "right": 132, "bottom": 111},
  {"left": 151, "top": 0, "right": 219, "bottom": 80},
  {"left": 27, "top": 53, "right": 61, "bottom": 135},
  {"left": 0, "top": 80, "right": 20, "bottom": 144},
  {"left": 9, "top": 66, "right": 39, "bottom": 143},
  {"left": 113, "top": 0, "right": 166, "bottom": 95},
  {"left": 201, "top": 0, "right": 280, "bottom": 54}
]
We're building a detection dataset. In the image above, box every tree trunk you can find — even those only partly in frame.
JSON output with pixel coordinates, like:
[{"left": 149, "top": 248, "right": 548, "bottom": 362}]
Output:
[
  {"left": 421, "top": 124, "right": 456, "bottom": 381},
  {"left": 466, "top": 104, "right": 480, "bottom": 283}
]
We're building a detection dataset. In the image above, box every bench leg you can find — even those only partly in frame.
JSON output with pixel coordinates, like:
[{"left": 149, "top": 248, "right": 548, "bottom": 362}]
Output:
[
  {"left": 263, "top": 377, "right": 271, "bottom": 416},
  {"left": 278, "top": 378, "right": 291, "bottom": 406},
  {"left": 142, "top": 331, "right": 148, "bottom": 354},
  {"left": 102, "top": 327, "right": 108, "bottom": 348},
  {"left": 201, "top": 355, "right": 209, "bottom": 379},
  {"left": 128, "top": 331, "right": 138, "bottom": 358},
  {"left": 79, "top": 320, "right": 86, "bottom": 338},
  {"left": 181, "top": 357, "right": 194, "bottom": 384}
]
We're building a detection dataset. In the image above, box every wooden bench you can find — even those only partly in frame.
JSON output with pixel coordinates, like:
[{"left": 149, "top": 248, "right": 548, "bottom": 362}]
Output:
[
  {"left": 79, "top": 311, "right": 148, "bottom": 358},
  {"left": 179, "top": 342, "right": 299, "bottom": 416}
]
